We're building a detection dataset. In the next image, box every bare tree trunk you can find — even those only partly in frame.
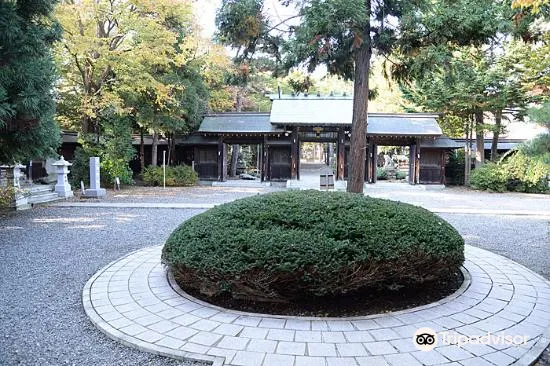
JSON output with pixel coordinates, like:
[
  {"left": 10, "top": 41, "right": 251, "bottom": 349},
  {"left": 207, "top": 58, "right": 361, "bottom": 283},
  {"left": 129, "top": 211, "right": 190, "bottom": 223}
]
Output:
[
  {"left": 230, "top": 87, "right": 245, "bottom": 177},
  {"left": 230, "top": 145, "right": 239, "bottom": 177},
  {"left": 491, "top": 110, "right": 502, "bottom": 161},
  {"left": 167, "top": 133, "right": 172, "bottom": 166},
  {"left": 140, "top": 127, "right": 145, "bottom": 172},
  {"left": 151, "top": 131, "right": 158, "bottom": 167},
  {"left": 464, "top": 116, "right": 472, "bottom": 186},
  {"left": 474, "top": 111, "right": 485, "bottom": 168},
  {"left": 347, "top": 5, "right": 372, "bottom": 194}
]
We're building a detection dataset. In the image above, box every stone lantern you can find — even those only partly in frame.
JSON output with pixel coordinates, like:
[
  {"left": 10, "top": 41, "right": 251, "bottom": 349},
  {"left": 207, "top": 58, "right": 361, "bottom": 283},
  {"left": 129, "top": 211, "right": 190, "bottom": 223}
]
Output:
[
  {"left": 0, "top": 164, "right": 30, "bottom": 210},
  {"left": 52, "top": 156, "right": 74, "bottom": 198}
]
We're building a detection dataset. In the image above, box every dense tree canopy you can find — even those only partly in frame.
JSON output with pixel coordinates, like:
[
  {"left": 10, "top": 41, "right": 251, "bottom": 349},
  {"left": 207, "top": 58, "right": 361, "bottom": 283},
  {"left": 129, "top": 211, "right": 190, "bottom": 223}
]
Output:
[
  {"left": 54, "top": 0, "right": 209, "bottom": 178},
  {"left": 0, "top": 0, "right": 61, "bottom": 163}
]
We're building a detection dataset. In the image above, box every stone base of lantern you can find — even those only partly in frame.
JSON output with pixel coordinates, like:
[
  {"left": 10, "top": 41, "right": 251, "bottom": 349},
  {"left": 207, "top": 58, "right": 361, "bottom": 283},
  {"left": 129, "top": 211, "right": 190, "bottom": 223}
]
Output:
[
  {"left": 55, "top": 183, "right": 74, "bottom": 198},
  {"left": 83, "top": 188, "right": 106, "bottom": 198}
]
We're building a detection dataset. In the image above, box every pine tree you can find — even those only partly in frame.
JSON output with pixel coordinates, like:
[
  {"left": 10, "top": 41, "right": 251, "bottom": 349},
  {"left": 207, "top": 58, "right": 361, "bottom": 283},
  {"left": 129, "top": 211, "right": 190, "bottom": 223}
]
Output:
[{"left": 0, "top": 0, "right": 61, "bottom": 163}]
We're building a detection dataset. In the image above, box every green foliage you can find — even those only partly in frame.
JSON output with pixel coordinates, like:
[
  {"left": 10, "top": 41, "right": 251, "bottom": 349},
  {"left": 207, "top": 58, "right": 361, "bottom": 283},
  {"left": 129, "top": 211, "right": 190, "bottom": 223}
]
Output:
[
  {"left": 70, "top": 116, "right": 135, "bottom": 186},
  {"left": 376, "top": 168, "right": 388, "bottom": 180},
  {"left": 471, "top": 147, "right": 549, "bottom": 193},
  {"left": 0, "top": 186, "right": 18, "bottom": 208},
  {"left": 446, "top": 150, "right": 466, "bottom": 185},
  {"left": 504, "top": 151, "right": 549, "bottom": 193},
  {"left": 470, "top": 162, "right": 508, "bottom": 192},
  {"left": 215, "top": 0, "right": 267, "bottom": 60},
  {"left": 162, "top": 191, "right": 464, "bottom": 301},
  {"left": 55, "top": 0, "right": 207, "bottom": 167},
  {"left": 396, "top": 170, "right": 407, "bottom": 180},
  {"left": 528, "top": 102, "right": 550, "bottom": 129},
  {"left": 0, "top": 0, "right": 61, "bottom": 163},
  {"left": 142, "top": 165, "right": 198, "bottom": 186},
  {"left": 521, "top": 134, "right": 550, "bottom": 161}
]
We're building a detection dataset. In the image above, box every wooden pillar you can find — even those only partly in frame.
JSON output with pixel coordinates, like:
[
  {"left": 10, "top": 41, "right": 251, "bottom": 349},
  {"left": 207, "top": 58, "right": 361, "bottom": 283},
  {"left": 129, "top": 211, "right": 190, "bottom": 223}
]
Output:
[
  {"left": 290, "top": 127, "right": 298, "bottom": 180},
  {"left": 409, "top": 144, "right": 416, "bottom": 185},
  {"left": 217, "top": 137, "right": 226, "bottom": 182},
  {"left": 371, "top": 143, "right": 378, "bottom": 183},
  {"left": 336, "top": 128, "right": 345, "bottom": 180},
  {"left": 260, "top": 143, "right": 265, "bottom": 182},
  {"left": 262, "top": 135, "right": 269, "bottom": 181},
  {"left": 366, "top": 138, "right": 373, "bottom": 183},
  {"left": 441, "top": 150, "right": 446, "bottom": 185},
  {"left": 415, "top": 138, "right": 421, "bottom": 184}
]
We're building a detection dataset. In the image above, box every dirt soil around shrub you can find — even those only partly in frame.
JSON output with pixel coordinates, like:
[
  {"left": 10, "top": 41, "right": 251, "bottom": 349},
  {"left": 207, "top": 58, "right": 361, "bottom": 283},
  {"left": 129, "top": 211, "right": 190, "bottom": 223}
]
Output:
[{"left": 176, "top": 270, "right": 464, "bottom": 317}]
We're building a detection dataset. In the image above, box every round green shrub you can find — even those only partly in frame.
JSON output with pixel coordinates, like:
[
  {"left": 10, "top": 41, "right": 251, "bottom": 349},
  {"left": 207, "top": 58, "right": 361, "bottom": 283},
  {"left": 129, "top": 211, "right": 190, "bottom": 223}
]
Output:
[{"left": 162, "top": 190, "right": 464, "bottom": 302}]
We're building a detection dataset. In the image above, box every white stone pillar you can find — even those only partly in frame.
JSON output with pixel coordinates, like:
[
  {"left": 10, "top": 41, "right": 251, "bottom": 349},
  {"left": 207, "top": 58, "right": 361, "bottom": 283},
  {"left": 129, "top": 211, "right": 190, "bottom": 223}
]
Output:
[
  {"left": 44, "top": 158, "right": 58, "bottom": 183},
  {"left": 84, "top": 157, "right": 106, "bottom": 197},
  {"left": 52, "top": 156, "right": 74, "bottom": 198},
  {"left": 13, "top": 163, "right": 26, "bottom": 188}
]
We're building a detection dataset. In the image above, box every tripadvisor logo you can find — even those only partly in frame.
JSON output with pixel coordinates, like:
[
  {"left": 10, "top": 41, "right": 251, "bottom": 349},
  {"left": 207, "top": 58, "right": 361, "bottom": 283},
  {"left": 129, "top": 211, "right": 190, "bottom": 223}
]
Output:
[
  {"left": 413, "top": 327, "right": 528, "bottom": 351},
  {"left": 413, "top": 327, "right": 438, "bottom": 351}
]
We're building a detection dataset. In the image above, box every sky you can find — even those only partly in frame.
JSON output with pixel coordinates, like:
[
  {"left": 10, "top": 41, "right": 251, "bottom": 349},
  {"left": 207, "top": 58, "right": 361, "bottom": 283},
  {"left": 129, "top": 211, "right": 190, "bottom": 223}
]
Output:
[{"left": 192, "top": 0, "right": 299, "bottom": 38}]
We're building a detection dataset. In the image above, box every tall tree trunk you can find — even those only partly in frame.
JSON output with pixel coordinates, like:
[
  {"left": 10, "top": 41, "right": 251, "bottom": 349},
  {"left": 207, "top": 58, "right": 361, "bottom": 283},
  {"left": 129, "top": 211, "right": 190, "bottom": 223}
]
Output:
[
  {"left": 230, "top": 145, "right": 239, "bottom": 177},
  {"left": 230, "top": 86, "right": 245, "bottom": 177},
  {"left": 140, "top": 127, "right": 145, "bottom": 172},
  {"left": 491, "top": 110, "right": 502, "bottom": 161},
  {"left": 464, "top": 115, "right": 472, "bottom": 186},
  {"left": 170, "top": 134, "right": 176, "bottom": 165},
  {"left": 347, "top": 7, "right": 372, "bottom": 194},
  {"left": 151, "top": 131, "right": 158, "bottom": 167},
  {"left": 474, "top": 111, "right": 485, "bottom": 168}
]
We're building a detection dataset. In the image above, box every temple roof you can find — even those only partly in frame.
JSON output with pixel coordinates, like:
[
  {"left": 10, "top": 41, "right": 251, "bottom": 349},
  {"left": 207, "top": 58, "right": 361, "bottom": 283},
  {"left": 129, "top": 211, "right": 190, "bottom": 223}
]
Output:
[
  {"left": 199, "top": 113, "right": 284, "bottom": 134},
  {"left": 420, "top": 136, "right": 463, "bottom": 149},
  {"left": 269, "top": 98, "right": 441, "bottom": 135},
  {"left": 198, "top": 106, "right": 442, "bottom": 137}
]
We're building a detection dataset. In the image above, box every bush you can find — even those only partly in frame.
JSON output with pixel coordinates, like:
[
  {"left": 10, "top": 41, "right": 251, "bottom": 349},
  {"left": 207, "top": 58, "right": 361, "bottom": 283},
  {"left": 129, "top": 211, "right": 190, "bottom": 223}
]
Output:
[
  {"left": 376, "top": 167, "right": 388, "bottom": 180},
  {"left": 446, "top": 150, "right": 465, "bottom": 185},
  {"left": 142, "top": 165, "right": 198, "bottom": 186},
  {"left": 471, "top": 150, "right": 549, "bottom": 193},
  {"left": 162, "top": 190, "right": 464, "bottom": 302},
  {"left": 396, "top": 170, "right": 407, "bottom": 180},
  {"left": 470, "top": 162, "right": 508, "bottom": 192},
  {"left": 505, "top": 152, "right": 549, "bottom": 193}
]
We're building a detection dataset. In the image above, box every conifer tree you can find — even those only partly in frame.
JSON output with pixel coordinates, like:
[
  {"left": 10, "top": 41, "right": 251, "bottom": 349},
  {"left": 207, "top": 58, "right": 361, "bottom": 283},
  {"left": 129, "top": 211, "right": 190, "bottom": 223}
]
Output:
[{"left": 0, "top": 0, "right": 61, "bottom": 163}]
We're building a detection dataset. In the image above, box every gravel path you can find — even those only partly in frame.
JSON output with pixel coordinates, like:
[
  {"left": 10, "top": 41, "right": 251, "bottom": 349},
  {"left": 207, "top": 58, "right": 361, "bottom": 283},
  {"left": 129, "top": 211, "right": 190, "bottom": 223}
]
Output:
[
  {"left": 0, "top": 197, "right": 549, "bottom": 365},
  {"left": 0, "top": 207, "right": 210, "bottom": 366}
]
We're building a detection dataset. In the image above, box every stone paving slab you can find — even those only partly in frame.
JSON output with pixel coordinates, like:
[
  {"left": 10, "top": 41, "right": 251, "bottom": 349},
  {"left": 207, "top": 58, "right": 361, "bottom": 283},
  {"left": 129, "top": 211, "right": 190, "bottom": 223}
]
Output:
[{"left": 83, "top": 245, "right": 550, "bottom": 366}]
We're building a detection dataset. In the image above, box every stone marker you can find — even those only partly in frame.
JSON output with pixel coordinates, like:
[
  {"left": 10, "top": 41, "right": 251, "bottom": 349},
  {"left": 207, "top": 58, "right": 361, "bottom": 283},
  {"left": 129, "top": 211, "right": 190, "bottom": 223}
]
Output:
[
  {"left": 84, "top": 157, "right": 106, "bottom": 197},
  {"left": 44, "top": 158, "right": 58, "bottom": 183},
  {"left": 52, "top": 156, "right": 74, "bottom": 198},
  {"left": 13, "top": 163, "right": 26, "bottom": 188}
]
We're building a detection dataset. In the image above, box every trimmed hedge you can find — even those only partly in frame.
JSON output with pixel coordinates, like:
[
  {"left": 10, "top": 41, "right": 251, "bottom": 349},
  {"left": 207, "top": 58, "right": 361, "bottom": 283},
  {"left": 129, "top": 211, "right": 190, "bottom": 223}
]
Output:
[
  {"left": 162, "top": 190, "right": 464, "bottom": 302},
  {"left": 142, "top": 165, "right": 198, "bottom": 186}
]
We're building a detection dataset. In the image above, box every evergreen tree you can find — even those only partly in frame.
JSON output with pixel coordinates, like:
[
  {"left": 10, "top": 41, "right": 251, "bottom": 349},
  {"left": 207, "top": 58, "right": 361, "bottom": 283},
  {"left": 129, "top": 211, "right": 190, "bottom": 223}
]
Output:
[
  {"left": 282, "top": 0, "right": 505, "bottom": 192},
  {"left": 0, "top": 0, "right": 61, "bottom": 163}
]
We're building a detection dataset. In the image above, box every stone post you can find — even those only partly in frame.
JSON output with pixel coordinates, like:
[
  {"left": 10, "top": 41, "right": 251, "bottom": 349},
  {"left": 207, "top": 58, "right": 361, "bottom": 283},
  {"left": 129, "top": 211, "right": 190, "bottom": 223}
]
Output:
[
  {"left": 13, "top": 163, "right": 26, "bottom": 188},
  {"left": 44, "top": 157, "right": 58, "bottom": 183},
  {"left": 84, "top": 157, "right": 106, "bottom": 197},
  {"left": 52, "top": 156, "right": 74, "bottom": 198}
]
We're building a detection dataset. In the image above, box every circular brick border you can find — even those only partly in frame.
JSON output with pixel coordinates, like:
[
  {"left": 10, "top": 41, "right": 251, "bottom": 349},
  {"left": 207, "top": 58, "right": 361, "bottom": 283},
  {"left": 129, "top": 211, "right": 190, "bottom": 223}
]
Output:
[{"left": 83, "top": 245, "right": 550, "bottom": 366}]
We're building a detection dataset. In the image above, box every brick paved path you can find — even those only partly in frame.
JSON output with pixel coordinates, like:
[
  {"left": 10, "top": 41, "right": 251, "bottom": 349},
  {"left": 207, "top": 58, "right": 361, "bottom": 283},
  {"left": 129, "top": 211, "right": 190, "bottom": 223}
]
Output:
[{"left": 83, "top": 245, "right": 550, "bottom": 366}]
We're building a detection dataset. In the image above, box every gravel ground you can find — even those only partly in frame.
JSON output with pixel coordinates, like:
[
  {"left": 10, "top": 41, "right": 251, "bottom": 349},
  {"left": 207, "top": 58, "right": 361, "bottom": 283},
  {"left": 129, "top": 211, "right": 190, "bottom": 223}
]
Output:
[
  {"left": 438, "top": 213, "right": 550, "bottom": 279},
  {"left": 0, "top": 207, "right": 210, "bottom": 366},
  {"left": 0, "top": 202, "right": 549, "bottom": 365},
  {"left": 70, "top": 185, "right": 283, "bottom": 205}
]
